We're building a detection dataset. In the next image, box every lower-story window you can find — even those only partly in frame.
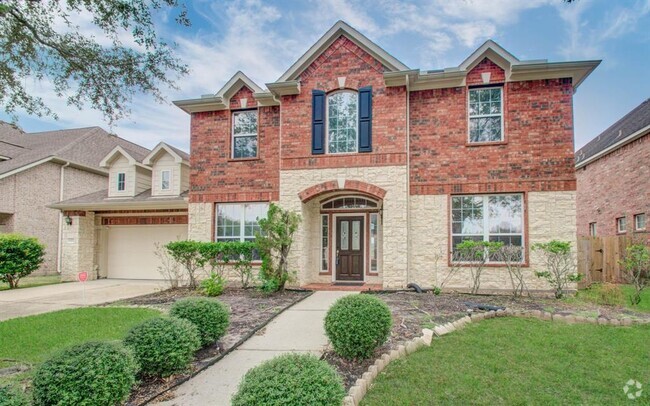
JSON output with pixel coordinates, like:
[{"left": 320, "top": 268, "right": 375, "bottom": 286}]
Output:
[
  {"left": 215, "top": 203, "right": 269, "bottom": 260},
  {"left": 370, "top": 213, "right": 378, "bottom": 272},
  {"left": 321, "top": 214, "right": 329, "bottom": 272},
  {"left": 451, "top": 194, "right": 524, "bottom": 262}
]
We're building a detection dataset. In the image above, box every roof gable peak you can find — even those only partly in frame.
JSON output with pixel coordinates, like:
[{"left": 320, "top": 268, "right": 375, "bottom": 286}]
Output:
[
  {"left": 276, "top": 20, "right": 409, "bottom": 82},
  {"left": 143, "top": 142, "right": 189, "bottom": 165}
]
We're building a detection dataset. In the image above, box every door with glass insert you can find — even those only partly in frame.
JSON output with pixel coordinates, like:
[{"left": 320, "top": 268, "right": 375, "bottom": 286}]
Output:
[{"left": 336, "top": 216, "right": 364, "bottom": 281}]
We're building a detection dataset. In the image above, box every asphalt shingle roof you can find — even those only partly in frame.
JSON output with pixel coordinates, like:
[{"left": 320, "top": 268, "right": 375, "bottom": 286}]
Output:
[
  {"left": 0, "top": 124, "right": 151, "bottom": 176},
  {"left": 576, "top": 99, "right": 650, "bottom": 165}
]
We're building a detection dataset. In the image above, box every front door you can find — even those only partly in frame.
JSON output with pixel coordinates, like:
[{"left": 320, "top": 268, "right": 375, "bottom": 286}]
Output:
[{"left": 336, "top": 216, "right": 364, "bottom": 281}]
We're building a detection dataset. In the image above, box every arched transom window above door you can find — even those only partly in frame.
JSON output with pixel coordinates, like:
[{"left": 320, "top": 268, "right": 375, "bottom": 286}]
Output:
[{"left": 321, "top": 196, "right": 379, "bottom": 210}]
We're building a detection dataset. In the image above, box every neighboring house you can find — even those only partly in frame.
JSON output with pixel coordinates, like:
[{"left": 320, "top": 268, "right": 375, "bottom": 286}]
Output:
[
  {"left": 50, "top": 142, "right": 189, "bottom": 281},
  {"left": 576, "top": 99, "right": 649, "bottom": 238},
  {"left": 171, "top": 21, "right": 599, "bottom": 291},
  {"left": 0, "top": 123, "right": 150, "bottom": 276}
]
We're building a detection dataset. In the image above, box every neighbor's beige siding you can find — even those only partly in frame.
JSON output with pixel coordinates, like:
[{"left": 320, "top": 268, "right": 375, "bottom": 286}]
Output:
[
  {"left": 151, "top": 152, "right": 179, "bottom": 196},
  {"left": 108, "top": 155, "right": 135, "bottom": 197}
]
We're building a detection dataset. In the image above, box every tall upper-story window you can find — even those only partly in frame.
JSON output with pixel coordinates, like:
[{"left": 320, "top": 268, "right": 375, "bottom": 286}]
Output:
[
  {"left": 161, "top": 170, "right": 171, "bottom": 191},
  {"left": 327, "top": 91, "right": 358, "bottom": 153},
  {"left": 468, "top": 87, "right": 503, "bottom": 143},
  {"left": 232, "top": 110, "right": 258, "bottom": 159},
  {"left": 117, "top": 172, "right": 126, "bottom": 191}
]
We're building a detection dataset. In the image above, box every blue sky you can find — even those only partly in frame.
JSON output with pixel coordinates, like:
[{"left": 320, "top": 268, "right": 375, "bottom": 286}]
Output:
[{"left": 3, "top": 0, "right": 649, "bottom": 152}]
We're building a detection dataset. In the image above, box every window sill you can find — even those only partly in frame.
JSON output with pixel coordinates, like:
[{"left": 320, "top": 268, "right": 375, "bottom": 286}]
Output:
[
  {"left": 448, "top": 262, "right": 529, "bottom": 268},
  {"left": 228, "top": 157, "right": 260, "bottom": 162},
  {"left": 465, "top": 140, "right": 507, "bottom": 147}
]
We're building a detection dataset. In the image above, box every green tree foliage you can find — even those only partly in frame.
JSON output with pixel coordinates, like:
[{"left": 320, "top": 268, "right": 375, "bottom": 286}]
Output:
[
  {"left": 0, "top": 234, "right": 45, "bottom": 289},
  {"left": 255, "top": 203, "right": 301, "bottom": 292},
  {"left": 533, "top": 240, "right": 582, "bottom": 299},
  {"left": 165, "top": 240, "right": 207, "bottom": 289},
  {"left": 620, "top": 243, "right": 650, "bottom": 306},
  {"left": 0, "top": 1, "right": 189, "bottom": 123},
  {"left": 454, "top": 240, "right": 503, "bottom": 294}
]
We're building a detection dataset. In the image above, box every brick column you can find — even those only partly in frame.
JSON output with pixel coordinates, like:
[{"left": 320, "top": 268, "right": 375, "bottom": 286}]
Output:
[{"left": 60, "top": 211, "right": 96, "bottom": 282}]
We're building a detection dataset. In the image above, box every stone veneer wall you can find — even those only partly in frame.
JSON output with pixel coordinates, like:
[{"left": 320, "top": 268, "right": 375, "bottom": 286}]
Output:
[
  {"left": 60, "top": 212, "right": 96, "bottom": 282},
  {"left": 409, "top": 191, "right": 577, "bottom": 291},
  {"left": 188, "top": 202, "right": 213, "bottom": 242},
  {"left": 279, "top": 165, "right": 408, "bottom": 288}
]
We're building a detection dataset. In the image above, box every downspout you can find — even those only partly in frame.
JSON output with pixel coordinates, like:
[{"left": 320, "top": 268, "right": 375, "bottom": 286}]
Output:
[
  {"left": 405, "top": 75, "right": 411, "bottom": 286},
  {"left": 56, "top": 162, "right": 71, "bottom": 273}
]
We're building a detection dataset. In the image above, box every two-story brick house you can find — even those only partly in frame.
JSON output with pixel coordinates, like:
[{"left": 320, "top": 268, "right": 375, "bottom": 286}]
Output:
[{"left": 174, "top": 21, "right": 599, "bottom": 291}]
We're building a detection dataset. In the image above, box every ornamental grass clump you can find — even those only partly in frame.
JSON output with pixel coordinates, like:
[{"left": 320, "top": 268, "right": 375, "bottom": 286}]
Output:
[
  {"left": 324, "top": 294, "right": 392, "bottom": 359},
  {"left": 231, "top": 353, "right": 345, "bottom": 406},
  {"left": 32, "top": 341, "right": 137, "bottom": 406},
  {"left": 170, "top": 297, "right": 230, "bottom": 347},
  {"left": 123, "top": 317, "right": 200, "bottom": 377}
]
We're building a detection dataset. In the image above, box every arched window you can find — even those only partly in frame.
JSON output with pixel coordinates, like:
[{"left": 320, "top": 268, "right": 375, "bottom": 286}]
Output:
[
  {"left": 321, "top": 196, "right": 378, "bottom": 210},
  {"left": 327, "top": 91, "right": 357, "bottom": 153}
]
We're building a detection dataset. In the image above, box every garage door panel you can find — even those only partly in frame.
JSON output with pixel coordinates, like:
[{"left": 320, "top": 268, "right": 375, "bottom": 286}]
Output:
[{"left": 107, "top": 225, "right": 187, "bottom": 279}]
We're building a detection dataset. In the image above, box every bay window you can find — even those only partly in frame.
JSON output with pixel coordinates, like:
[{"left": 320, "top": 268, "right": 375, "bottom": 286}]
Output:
[{"left": 451, "top": 194, "right": 523, "bottom": 262}]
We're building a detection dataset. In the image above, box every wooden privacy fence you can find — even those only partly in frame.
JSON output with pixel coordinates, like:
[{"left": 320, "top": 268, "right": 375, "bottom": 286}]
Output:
[{"left": 577, "top": 235, "right": 637, "bottom": 287}]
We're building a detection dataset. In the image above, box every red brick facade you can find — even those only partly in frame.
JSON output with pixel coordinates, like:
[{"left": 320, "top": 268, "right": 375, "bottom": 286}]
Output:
[
  {"left": 576, "top": 132, "right": 650, "bottom": 237},
  {"left": 188, "top": 38, "right": 577, "bottom": 204},
  {"left": 410, "top": 62, "right": 575, "bottom": 195}
]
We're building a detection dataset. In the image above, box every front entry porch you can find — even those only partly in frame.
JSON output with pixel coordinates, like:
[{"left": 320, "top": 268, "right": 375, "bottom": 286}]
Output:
[{"left": 301, "top": 282, "right": 383, "bottom": 291}]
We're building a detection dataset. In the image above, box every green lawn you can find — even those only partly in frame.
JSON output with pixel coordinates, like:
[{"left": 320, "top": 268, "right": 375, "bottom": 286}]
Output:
[
  {"left": 0, "top": 275, "right": 62, "bottom": 291},
  {"left": 0, "top": 307, "right": 160, "bottom": 393},
  {"left": 362, "top": 318, "right": 650, "bottom": 405},
  {"left": 568, "top": 283, "right": 650, "bottom": 312}
]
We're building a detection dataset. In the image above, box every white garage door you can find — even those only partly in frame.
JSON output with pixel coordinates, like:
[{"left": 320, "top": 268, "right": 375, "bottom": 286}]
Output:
[{"left": 107, "top": 225, "right": 187, "bottom": 279}]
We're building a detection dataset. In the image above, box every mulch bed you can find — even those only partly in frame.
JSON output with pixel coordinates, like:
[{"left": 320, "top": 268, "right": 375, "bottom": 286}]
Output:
[
  {"left": 119, "top": 287, "right": 310, "bottom": 405},
  {"left": 324, "top": 291, "right": 650, "bottom": 389}
]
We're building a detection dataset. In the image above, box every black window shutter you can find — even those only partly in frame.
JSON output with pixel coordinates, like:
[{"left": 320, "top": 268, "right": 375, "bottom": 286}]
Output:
[
  {"left": 358, "top": 86, "right": 373, "bottom": 152},
  {"left": 312, "top": 90, "right": 326, "bottom": 155}
]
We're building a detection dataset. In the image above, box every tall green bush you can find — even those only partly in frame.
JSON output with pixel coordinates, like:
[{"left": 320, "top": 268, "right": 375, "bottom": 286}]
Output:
[
  {"left": 0, "top": 386, "right": 28, "bottom": 406},
  {"left": 533, "top": 240, "right": 582, "bottom": 299},
  {"left": 31, "top": 341, "right": 137, "bottom": 406},
  {"left": 165, "top": 240, "right": 207, "bottom": 289},
  {"left": 620, "top": 243, "right": 650, "bottom": 305},
  {"left": 0, "top": 234, "right": 45, "bottom": 289},
  {"left": 255, "top": 203, "right": 301, "bottom": 292}
]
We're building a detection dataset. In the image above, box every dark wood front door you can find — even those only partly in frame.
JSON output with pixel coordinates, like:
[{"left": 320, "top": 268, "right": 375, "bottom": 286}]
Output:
[{"left": 336, "top": 216, "right": 364, "bottom": 281}]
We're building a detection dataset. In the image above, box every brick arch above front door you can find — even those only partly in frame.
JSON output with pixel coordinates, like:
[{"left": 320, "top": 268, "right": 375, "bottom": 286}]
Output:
[{"left": 298, "top": 179, "right": 387, "bottom": 203}]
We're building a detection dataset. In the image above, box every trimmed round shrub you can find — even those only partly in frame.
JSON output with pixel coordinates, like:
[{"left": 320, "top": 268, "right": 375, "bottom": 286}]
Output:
[
  {"left": 0, "top": 386, "right": 28, "bottom": 406},
  {"left": 31, "top": 341, "right": 137, "bottom": 406},
  {"left": 170, "top": 297, "right": 230, "bottom": 346},
  {"left": 324, "top": 294, "right": 392, "bottom": 359},
  {"left": 231, "top": 353, "right": 345, "bottom": 406},
  {"left": 123, "top": 317, "right": 200, "bottom": 377}
]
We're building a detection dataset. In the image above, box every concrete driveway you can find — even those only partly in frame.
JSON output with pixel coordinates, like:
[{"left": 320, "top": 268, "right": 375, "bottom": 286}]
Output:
[{"left": 0, "top": 279, "right": 165, "bottom": 321}]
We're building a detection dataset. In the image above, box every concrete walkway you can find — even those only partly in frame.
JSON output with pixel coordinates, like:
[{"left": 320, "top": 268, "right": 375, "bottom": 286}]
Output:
[
  {"left": 158, "top": 291, "right": 355, "bottom": 406},
  {"left": 0, "top": 279, "right": 165, "bottom": 321}
]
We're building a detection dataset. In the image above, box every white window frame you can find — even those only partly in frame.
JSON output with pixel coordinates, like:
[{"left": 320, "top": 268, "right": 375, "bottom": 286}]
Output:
[
  {"left": 467, "top": 86, "right": 504, "bottom": 143},
  {"left": 117, "top": 172, "right": 126, "bottom": 191},
  {"left": 589, "top": 222, "right": 597, "bottom": 237},
  {"left": 617, "top": 217, "right": 627, "bottom": 234},
  {"left": 369, "top": 212, "right": 379, "bottom": 273},
  {"left": 451, "top": 193, "right": 524, "bottom": 264},
  {"left": 215, "top": 203, "right": 268, "bottom": 243},
  {"left": 320, "top": 195, "right": 379, "bottom": 211},
  {"left": 634, "top": 213, "right": 646, "bottom": 231},
  {"left": 231, "top": 110, "right": 258, "bottom": 159},
  {"left": 160, "top": 169, "right": 171, "bottom": 191},
  {"left": 326, "top": 90, "right": 358, "bottom": 155}
]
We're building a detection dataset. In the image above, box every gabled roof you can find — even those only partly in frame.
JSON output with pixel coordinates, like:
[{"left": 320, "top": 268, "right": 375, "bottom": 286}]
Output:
[
  {"left": 0, "top": 126, "right": 150, "bottom": 179},
  {"left": 385, "top": 40, "right": 600, "bottom": 91},
  {"left": 49, "top": 188, "right": 189, "bottom": 211},
  {"left": 99, "top": 145, "right": 149, "bottom": 169},
  {"left": 575, "top": 99, "right": 650, "bottom": 168},
  {"left": 174, "top": 71, "right": 271, "bottom": 114},
  {"left": 143, "top": 142, "right": 189, "bottom": 165},
  {"left": 276, "top": 20, "right": 409, "bottom": 82}
]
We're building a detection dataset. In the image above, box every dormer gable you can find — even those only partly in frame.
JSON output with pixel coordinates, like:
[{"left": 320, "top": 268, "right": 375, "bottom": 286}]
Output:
[
  {"left": 142, "top": 142, "right": 189, "bottom": 196},
  {"left": 100, "top": 146, "right": 151, "bottom": 197}
]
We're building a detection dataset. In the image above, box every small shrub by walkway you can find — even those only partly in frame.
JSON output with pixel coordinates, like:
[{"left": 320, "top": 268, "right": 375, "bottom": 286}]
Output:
[{"left": 362, "top": 317, "right": 650, "bottom": 405}]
